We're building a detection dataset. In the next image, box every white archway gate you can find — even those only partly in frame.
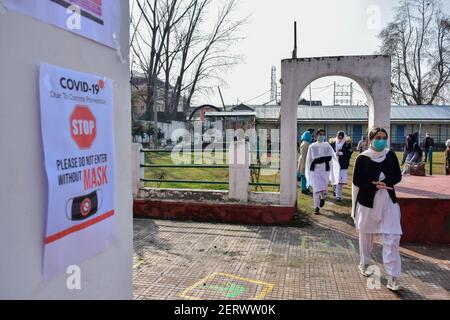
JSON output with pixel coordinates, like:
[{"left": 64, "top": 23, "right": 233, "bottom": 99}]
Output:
[{"left": 279, "top": 55, "right": 391, "bottom": 206}]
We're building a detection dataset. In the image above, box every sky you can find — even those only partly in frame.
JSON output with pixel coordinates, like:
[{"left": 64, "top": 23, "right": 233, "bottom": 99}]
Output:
[{"left": 198, "top": 0, "right": 450, "bottom": 107}]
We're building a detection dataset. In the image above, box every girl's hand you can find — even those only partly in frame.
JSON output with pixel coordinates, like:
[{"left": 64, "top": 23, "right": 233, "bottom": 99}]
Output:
[{"left": 372, "top": 181, "right": 393, "bottom": 190}]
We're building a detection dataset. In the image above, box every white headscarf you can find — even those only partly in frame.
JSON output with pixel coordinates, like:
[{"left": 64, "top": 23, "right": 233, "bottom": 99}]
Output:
[
  {"left": 359, "top": 147, "right": 389, "bottom": 163},
  {"left": 335, "top": 131, "right": 346, "bottom": 152}
]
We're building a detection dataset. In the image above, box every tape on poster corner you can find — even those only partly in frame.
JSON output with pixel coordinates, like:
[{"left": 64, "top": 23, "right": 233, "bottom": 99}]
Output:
[
  {"left": 0, "top": 1, "right": 6, "bottom": 15},
  {"left": 113, "top": 33, "right": 127, "bottom": 65}
]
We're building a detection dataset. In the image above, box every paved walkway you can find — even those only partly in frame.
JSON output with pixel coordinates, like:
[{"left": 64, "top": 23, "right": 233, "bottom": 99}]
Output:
[
  {"left": 396, "top": 175, "right": 450, "bottom": 199},
  {"left": 133, "top": 214, "right": 450, "bottom": 300}
]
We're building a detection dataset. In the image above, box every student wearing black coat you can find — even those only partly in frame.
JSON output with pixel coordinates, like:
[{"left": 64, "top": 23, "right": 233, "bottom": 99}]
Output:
[
  {"left": 330, "top": 131, "right": 353, "bottom": 201},
  {"left": 352, "top": 127, "right": 403, "bottom": 292}
]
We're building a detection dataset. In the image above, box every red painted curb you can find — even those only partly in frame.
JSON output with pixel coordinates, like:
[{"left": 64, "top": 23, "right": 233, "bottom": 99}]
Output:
[{"left": 133, "top": 199, "right": 296, "bottom": 225}]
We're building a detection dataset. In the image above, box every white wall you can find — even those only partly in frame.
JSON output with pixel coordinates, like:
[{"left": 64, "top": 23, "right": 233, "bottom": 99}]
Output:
[
  {"left": 0, "top": 2, "right": 133, "bottom": 299},
  {"left": 157, "top": 121, "right": 187, "bottom": 144}
]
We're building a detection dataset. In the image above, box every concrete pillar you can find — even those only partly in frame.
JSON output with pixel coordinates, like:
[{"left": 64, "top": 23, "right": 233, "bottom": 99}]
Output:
[
  {"left": 366, "top": 71, "right": 391, "bottom": 136},
  {"left": 228, "top": 140, "right": 250, "bottom": 202},
  {"left": 280, "top": 63, "right": 300, "bottom": 206},
  {"left": 0, "top": 2, "right": 132, "bottom": 299}
]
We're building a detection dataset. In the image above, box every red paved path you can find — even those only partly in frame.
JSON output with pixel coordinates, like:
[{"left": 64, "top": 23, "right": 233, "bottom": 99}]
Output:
[{"left": 396, "top": 175, "right": 450, "bottom": 199}]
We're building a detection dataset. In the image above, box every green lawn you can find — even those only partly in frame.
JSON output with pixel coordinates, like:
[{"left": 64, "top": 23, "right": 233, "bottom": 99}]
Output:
[
  {"left": 143, "top": 151, "right": 280, "bottom": 191},
  {"left": 143, "top": 150, "right": 446, "bottom": 215}
]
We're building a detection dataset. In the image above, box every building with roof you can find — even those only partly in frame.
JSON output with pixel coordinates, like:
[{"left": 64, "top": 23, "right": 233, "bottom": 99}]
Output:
[
  {"left": 196, "top": 104, "right": 450, "bottom": 148},
  {"left": 131, "top": 73, "right": 187, "bottom": 123}
]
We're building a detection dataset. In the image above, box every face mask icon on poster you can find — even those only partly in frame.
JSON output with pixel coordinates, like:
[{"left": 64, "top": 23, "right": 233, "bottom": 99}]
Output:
[{"left": 66, "top": 189, "right": 103, "bottom": 221}]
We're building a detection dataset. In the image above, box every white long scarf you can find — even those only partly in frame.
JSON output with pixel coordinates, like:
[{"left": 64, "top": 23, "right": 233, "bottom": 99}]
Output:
[
  {"left": 305, "top": 141, "right": 340, "bottom": 188},
  {"left": 351, "top": 147, "right": 390, "bottom": 220},
  {"left": 335, "top": 133, "right": 346, "bottom": 152}
]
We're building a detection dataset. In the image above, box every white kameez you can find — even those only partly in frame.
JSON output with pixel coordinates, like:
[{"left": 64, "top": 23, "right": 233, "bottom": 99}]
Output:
[
  {"left": 305, "top": 142, "right": 339, "bottom": 192},
  {"left": 338, "top": 169, "right": 348, "bottom": 184},
  {"left": 352, "top": 149, "right": 403, "bottom": 278},
  {"left": 334, "top": 133, "right": 348, "bottom": 186},
  {"left": 309, "top": 163, "right": 329, "bottom": 193},
  {"left": 355, "top": 172, "right": 403, "bottom": 235}
]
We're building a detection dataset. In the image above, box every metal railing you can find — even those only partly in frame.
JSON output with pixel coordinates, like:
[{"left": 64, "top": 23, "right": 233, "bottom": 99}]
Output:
[{"left": 139, "top": 149, "right": 280, "bottom": 188}]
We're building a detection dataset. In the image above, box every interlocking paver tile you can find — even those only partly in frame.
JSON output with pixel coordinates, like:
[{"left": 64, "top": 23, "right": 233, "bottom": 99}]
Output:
[{"left": 133, "top": 217, "right": 450, "bottom": 300}]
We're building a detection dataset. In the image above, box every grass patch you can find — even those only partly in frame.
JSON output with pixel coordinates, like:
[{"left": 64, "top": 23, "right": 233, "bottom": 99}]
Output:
[
  {"left": 143, "top": 152, "right": 280, "bottom": 192},
  {"left": 143, "top": 151, "right": 447, "bottom": 215}
]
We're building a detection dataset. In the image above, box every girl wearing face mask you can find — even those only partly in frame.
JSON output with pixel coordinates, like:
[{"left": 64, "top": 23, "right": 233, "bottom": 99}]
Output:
[
  {"left": 351, "top": 127, "right": 403, "bottom": 291},
  {"left": 305, "top": 129, "right": 339, "bottom": 215},
  {"left": 331, "top": 131, "right": 353, "bottom": 202}
]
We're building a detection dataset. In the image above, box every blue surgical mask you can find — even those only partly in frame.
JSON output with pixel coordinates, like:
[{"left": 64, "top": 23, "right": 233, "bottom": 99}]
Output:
[
  {"left": 318, "top": 136, "right": 326, "bottom": 143},
  {"left": 372, "top": 139, "right": 388, "bottom": 151}
]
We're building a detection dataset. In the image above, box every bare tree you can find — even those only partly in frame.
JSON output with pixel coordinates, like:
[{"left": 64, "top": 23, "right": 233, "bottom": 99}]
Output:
[
  {"left": 130, "top": 0, "right": 194, "bottom": 147},
  {"left": 166, "top": 0, "right": 211, "bottom": 119},
  {"left": 379, "top": 0, "right": 450, "bottom": 105},
  {"left": 130, "top": 0, "right": 247, "bottom": 142},
  {"left": 183, "top": 0, "right": 246, "bottom": 110}
]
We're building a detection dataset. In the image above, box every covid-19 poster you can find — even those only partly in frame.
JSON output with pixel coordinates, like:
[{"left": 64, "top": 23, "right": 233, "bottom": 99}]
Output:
[
  {"left": 3, "top": 0, "right": 120, "bottom": 49},
  {"left": 39, "top": 63, "right": 115, "bottom": 279}
]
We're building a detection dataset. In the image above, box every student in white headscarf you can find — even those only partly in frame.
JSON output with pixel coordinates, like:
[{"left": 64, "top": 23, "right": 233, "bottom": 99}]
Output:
[
  {"left": 352, "top": 127, "right": 403, "bottom": 291},
  {"left": 305, "top": 129, "right": 339, "bottom": 215},
  {"left": 330, "top": 131, "right": 353, "bottom": 202}
]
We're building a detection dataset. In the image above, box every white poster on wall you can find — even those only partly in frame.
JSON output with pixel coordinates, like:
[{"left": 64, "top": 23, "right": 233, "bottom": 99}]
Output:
[
  {"left": 3, "top": 0, "right": 120, "bottom": 49},
  {"left": 39, "top": 63, "right": 115, "bottom": 279}
]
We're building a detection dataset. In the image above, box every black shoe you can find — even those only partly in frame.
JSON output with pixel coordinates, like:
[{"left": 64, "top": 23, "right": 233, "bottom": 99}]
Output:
[
  {"left": 320, "top": 198, "right": 325, "bottom": 208},
  {"left": 314, "top": 207, "right": 320, "bottom": 215},
  {"left": 302, "top": 190, "right": 312, "bottom": 195}
]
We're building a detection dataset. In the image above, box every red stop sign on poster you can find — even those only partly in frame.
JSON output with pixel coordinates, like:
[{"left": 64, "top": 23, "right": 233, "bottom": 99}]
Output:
[{"left": 70, "top": 105, "right": 96, "bottom": 149}]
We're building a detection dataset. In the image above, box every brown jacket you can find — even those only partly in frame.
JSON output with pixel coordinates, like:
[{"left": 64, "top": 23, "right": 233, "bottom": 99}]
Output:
[{"left": 297, "top": 141, "right": 310, "bottom": 175}]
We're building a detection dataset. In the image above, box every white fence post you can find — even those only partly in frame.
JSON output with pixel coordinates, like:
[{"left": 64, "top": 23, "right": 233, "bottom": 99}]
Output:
[{"left": 228, "top": 139, "right": 250, "bottom": 202}]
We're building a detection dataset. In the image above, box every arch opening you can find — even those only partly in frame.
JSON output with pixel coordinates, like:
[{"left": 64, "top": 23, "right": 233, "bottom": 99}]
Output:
[
  {"left": 296, "top": 75, "right": 373, "bottom": 145},
  {"left": 279, "top": 55, "right": 391, "bottom": 207}
]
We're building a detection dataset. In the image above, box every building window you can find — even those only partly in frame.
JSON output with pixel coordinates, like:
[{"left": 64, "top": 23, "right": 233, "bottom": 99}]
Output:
[
  {"left": 353, "top": 125, "right": 362, "bottom": 143},
  {"left": 396, "top": 125, "right": 406, "bottom": 144}
]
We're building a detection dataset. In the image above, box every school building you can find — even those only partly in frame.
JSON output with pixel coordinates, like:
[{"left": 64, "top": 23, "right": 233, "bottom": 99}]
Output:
[{"left": 204, "top": 104, "right": 450, "bottom": 149}]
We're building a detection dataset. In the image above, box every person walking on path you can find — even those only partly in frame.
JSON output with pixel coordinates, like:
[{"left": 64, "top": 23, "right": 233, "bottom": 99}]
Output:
[
  {"left": 305, "top": 129, "right": 339, "bottom": 215},
  {"left": 297, "top": 131, "right": 313, "bottom": 194},
  {"left": 401, "top": 133, "right": 423, "bottom": 175},
  {"left": 422, "top": 133, "right": 435, "bottom": 163},
  {"left": 357, "top": 136, "right": 368, "bottom": 153},
  {"left": 330, "top": 131, "right": 353, "bottom": 202},
  {"left": 352, "top": 127, "right": 403, "bottom": 291}
]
